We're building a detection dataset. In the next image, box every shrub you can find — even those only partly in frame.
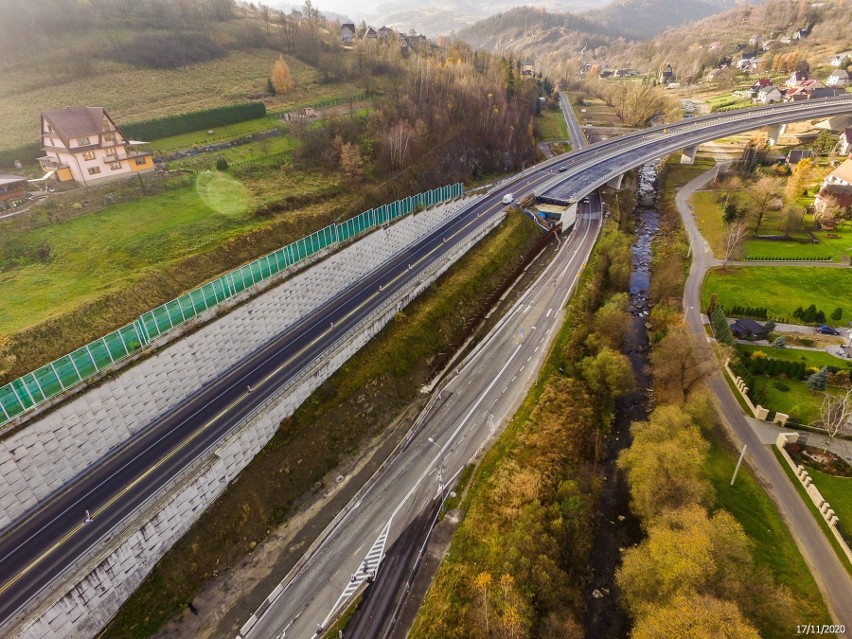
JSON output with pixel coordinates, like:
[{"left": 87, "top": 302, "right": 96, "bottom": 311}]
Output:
[
  {"left": 122, "top": 102, "right": 266, "bottom": 141},
  {"left": 110, "top": 33, "right": 227, "bottom": 69},
  {"left": 216, "top": 158, "right": 229, "bottom": 171},
  {"left": 773, "top": 381, "right": 790, "bottom": 392},
  {"left": 772, "top": 336, "right": 786, "bottom": 348}
]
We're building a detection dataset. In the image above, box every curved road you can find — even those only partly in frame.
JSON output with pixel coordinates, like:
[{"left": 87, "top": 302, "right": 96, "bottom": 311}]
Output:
[
  {"left": 0, "top": 97, "right": 849, "bottom": 637},
  {"left": 677, "top": 165, "right": 852, "bottom": 634}
]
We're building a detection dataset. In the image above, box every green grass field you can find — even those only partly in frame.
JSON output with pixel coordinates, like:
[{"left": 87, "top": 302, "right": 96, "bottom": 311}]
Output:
[
  {"left": 810, "top": 469, "right": 852, "bottom": 534},
  {"left": 150, "top": 115, "right": 283, "bottom": 153},
  {"left": 703, "top": 424, "right": 833, "bottom": 634},
  {"left": 536, "top": 108, "right": 568, "bottom": 140},
  {"left": 691, "top": 190, "right": 727, "bottom": 256},
  {"left": 737, "top": 344, "right": 852, "bottom": 370},
  {"left": 0, "top": 169, "right": 342, "bottom": 337},
  {"left": 0, "top": 47, "right": 364, "bottom": 152},
  {"left": 755, "top": 378, "right": 844, "bottom": 424},
  {"left": 701, "top": 266, "right": 852, "bottom": 325}
]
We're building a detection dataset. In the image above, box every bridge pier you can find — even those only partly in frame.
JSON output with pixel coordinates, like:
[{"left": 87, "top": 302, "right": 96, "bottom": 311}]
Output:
[
  {"left": 606, "top": 173, "right": 625, "bottom": 189},
  {"left": 680, "top": 146, "right": 697, "bottom": 164},
  {"left": 766, "top": 123, "right": 786, "bottom": 146}
]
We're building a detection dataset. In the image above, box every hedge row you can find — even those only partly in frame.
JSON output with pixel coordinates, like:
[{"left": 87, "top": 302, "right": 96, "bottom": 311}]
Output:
[
  {"left": 745, "top": 255, "right": 833, "bottom": 261},
  {"left": 0, "top": 103, "right": 268, "bottom": 168},
  {"left": 0, "top": 142, "right": 43, "bottom": 168},
  {"left": 122, "top": 102, "right": 267, "bottom": 142},
  {"left": 726, "top": 305, "right": 768, "bottom": 320},
  {"left": 745, "top": 356, "right": 807, "bottom": 380}
]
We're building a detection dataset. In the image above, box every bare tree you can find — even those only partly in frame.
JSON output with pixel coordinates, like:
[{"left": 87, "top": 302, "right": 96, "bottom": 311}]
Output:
[
  {"left": 722, "top": 220, "right": 749, "bottom": 266},
  {"left": 749, "top": 176, "right": 783, "bottom": 236},
  {"left": 811, "top": 388, "right": 852, "bottom": 452}
]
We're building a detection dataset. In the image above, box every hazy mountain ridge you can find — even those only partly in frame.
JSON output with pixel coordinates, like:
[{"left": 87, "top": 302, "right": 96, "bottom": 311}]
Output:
[{"left": 454, "top": 0, "right": 743, "bottom": 53}]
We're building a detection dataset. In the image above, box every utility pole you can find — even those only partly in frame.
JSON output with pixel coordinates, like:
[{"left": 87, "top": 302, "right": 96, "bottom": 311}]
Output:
[{"left": 731, "top": 444, "right": 747, "bottom": 486}]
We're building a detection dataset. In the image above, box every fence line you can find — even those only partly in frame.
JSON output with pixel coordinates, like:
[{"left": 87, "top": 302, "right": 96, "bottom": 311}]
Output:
[{"left": 0, "top": 183, "right": 464, "bottom": 427}]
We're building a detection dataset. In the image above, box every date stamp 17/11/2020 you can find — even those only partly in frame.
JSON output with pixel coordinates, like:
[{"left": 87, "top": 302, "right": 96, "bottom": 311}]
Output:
[{"left": 796, "top": 625, "right": 846, "bottom": 635}]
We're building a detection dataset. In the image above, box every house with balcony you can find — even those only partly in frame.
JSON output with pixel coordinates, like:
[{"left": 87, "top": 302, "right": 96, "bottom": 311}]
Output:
[{"left": 38, "top": 106, "right": 154, "bottom": 186}]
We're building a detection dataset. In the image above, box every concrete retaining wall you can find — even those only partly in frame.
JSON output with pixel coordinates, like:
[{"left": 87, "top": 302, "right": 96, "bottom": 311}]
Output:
[
  {"left": 7, "top": 211, "right": 506, "bottom": 639},
  {"left": 0, "top": 198, "right": 473, "bottom": 531}
]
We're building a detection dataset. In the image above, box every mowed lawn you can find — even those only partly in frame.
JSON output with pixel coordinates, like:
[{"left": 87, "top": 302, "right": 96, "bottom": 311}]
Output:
[
  {"left": 702, "top": 266, "right": 852, "bottom": 324},
  {"left": 536, "top": 109, "right": 568, "bottom": 140},
  {"left": 737, "top": 345, "right": 852, "bottom": 371},
  {"left": 0, "top": 169, "right": 340, "bottom": 336},
  {"left": 808, "top": 469, "right": 852, "bottom": 536},
  {"left": 755, "top": 378, "right": 844, "bottom": 425}
]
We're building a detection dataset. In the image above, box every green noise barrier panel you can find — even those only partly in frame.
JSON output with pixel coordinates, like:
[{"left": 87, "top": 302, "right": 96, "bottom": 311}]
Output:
[{"left": 0, "top": 183, "right": 463, "bottom": 426}]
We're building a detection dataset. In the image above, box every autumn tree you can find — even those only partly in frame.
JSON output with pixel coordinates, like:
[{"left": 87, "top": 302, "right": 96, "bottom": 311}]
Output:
[
  {"left": 618, "top": 406, "right": 712, "bottom": 522},
  {"left": 475, "top": 571, "right": 492, "bottom": 634},
  {"left": 271, "top": 55, "right": 294, "bottom": 93},
  {"left": 781, "top": 203, "right": 805, "bottom": 236},
  {"left": 633, "top": 594, "right": 760, "bottom": 639},
  {"left": 785, "top": 157, "right": 813, "bottom": 200},
  {"left": 587, "top": 292, "right": 631, "bottom": 351},
  {"left": 749, "top": 176, "right": 783, "bottom": 235},
  {"left": 580, "top": 347, "right": 635, "bottom": 400},
  {"left": 650, "top": 329, "right": 713, "bottom": 403}
]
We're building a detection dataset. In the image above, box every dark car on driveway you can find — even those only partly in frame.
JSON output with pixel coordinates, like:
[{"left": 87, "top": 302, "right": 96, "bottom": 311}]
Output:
[{"left": 817, "top": 325, "right": 841, "bottom": 335}]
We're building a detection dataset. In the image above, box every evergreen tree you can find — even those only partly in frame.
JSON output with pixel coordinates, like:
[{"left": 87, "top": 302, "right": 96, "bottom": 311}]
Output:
[
  {"left": 815, "top": 310, "right": 826, "bottom": 324},
  {"left": 266, "top": 77, "right": 276, "bottom": 96},
  {"left": 831, "top": 307, "right": 843, "bottom": 321},
  {"left": 802, "top": 304, "right": 817, "bottom": 323},
  {"left": 793, "top": 306, "right": 804, "bottom": 319},
  {"left": 806, "top": 367, "right": 828, "bottom": 392}
]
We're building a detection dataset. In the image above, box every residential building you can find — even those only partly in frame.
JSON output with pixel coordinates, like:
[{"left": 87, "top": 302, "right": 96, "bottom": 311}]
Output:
[
  {"left": 823, "top": 158, "right": 852, "bottom": 188},
  {"left": 38, "top": 107, "right": 154, "bottom": 186},
  {"left": 729, "top": 318, "right": 768, "bottom": 340},
  {"left": 340, "top": 23, "right": 355, "bottom": 44},
  {"left": 364, "top": 27, "right": 377, "bottom": 40},
  {"left": 831, "top": 51, "right": 851, "bottom": 66},
  {"left": 786, "top": 149, "right": 813, "bottom": 165},
  {"left": 522, "top": 63, "right": 535, "bottom": 76},
  {"left": 838, "top": 128, "right": 852, "bottom": 157},
  {"left": 0, "top": 174, "right": 27, "bottom": 202},
  {"left": 784, "top": 82, "right": 841, "bottom": 102},
  {"left": 755, "top": 85, "right": 783, "bottom": 104},
  {"left": 827, "top": 69, "right": 849, "bottom": 87},
  {"left": 658, "top": 63, "right": 674, "bottom": 84},
  {"left": 815, "top": 184, "right": 852, "bottom": 215},
  {"left": 785, "top": 70, "right": 809, "bottom": 87}
]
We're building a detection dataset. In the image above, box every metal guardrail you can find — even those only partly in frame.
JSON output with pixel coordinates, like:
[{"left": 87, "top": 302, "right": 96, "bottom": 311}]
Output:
[{"left": 0, "top": 184, "right": 464, "bottom": 428}]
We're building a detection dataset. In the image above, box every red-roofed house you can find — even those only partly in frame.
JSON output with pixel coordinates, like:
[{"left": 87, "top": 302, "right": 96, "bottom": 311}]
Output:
[{"left": 38, "top": 107, "right": 154, "bottom": 186}]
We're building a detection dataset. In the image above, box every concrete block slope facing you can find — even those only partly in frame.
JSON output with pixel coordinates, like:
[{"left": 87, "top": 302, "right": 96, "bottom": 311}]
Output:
[
  {"left": 0, "top": 196, "right": 474, "bottom": 532},
  {"left": 7, "top": 210, "right": 506, "bottom": 639}
]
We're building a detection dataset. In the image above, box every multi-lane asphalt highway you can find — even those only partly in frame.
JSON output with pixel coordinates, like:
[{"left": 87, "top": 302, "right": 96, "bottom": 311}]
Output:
[
  {"left": 0, "top": 96, "right": 850, "bottom": 637},
  {"left": 241, "top": 198, "right": 602, "bottom": 639},
  {"left": 559, "top": 92, "right": 588, "bottom": 149}
]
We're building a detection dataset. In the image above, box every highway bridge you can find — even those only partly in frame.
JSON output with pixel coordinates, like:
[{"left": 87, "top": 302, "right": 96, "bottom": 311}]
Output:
[{"left": 0, "top": 95, "right": 849, "bottom": 638}]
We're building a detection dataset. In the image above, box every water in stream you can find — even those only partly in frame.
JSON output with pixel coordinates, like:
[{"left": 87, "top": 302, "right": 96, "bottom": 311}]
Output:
[{"left": 583, "top": 161, "right": 660, "bottom": 638}]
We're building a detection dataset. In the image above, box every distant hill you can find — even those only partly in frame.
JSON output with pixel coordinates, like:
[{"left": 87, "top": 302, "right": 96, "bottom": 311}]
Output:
[{"left": 454, "top": 0, "right": 745, "bottom": 54}]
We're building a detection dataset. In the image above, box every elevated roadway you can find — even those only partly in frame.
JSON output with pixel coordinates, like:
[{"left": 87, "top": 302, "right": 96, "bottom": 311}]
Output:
[{"left": 0, "top": 96, "right": 849, "bottom": 637}]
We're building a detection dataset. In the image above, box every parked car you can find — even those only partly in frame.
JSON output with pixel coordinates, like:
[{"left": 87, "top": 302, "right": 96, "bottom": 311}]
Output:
[
  {"left": 502, "top": 193, "right": 514, "bottom": 204},
  {"left": 816, "top": 325, "right": 841, "bottom": 335}
]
